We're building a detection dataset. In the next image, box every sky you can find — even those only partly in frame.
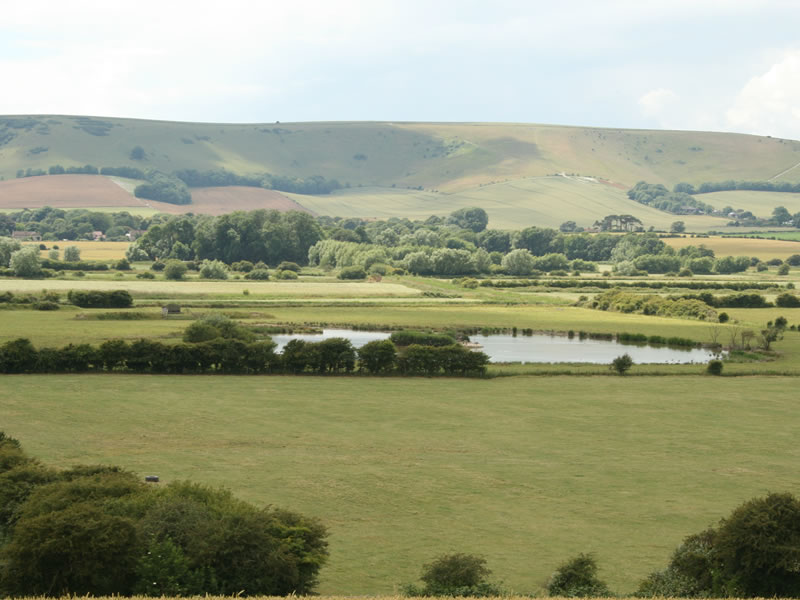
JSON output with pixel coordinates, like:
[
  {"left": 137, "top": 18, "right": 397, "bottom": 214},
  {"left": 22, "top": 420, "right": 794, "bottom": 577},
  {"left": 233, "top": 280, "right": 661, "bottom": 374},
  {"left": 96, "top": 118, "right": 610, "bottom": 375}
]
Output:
[{"left": 3, "top": 0, "right": 800, "bottom": 139}]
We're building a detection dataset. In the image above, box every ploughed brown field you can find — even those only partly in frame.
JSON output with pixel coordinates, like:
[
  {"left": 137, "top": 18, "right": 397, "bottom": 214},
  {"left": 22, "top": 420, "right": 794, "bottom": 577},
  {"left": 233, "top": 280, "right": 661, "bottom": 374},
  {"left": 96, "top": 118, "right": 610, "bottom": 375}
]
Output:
[
  {"left": 0, "top": 174, "right": 142, "bottom": 209},
  {"left": 158, "top": 185, "right": 311, "bottom": 215},
  {"left": 0, "top": 176, "right": 311, "bottom": 215}
]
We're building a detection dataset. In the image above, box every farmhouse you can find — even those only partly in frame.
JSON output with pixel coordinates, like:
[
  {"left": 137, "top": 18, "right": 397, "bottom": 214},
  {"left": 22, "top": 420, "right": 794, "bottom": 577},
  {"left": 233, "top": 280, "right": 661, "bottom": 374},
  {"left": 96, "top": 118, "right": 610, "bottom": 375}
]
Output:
[{"left": 11, "top": 231, "right": 42, "bottom": 241}]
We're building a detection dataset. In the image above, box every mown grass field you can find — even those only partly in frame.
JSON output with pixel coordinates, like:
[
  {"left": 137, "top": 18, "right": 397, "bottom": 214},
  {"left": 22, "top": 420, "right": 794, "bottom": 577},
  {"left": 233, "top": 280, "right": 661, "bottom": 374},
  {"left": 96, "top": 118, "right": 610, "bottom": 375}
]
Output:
[
  {"left": 723, "top": 230, "right": 800, "bottom": 242},
  {"left": 3, "top": 375, "right": 799, "bottom": 595},
  {"left": 662, "top": 235, "right": 800, "bottom": 259}
]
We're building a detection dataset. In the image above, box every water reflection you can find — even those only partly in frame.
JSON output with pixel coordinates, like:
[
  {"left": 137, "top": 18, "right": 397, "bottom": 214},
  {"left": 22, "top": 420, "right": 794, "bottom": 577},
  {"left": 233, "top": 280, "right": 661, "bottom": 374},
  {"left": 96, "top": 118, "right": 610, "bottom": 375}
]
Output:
[{"left": 269, "top": 329, "right": 721, "bottom": 364}]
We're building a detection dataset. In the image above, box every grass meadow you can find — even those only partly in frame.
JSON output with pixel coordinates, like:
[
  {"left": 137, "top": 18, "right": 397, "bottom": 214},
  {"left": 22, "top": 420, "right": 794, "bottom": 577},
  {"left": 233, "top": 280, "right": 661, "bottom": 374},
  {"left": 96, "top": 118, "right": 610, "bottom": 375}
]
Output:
[{"left": 3, "top": 375, "right": 799, "bottom": 595}]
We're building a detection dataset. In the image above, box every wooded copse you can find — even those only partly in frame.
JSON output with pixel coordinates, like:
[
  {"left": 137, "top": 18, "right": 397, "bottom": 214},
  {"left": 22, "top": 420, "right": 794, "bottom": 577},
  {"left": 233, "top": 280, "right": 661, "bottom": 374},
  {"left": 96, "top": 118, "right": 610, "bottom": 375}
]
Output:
[{"left": 119, "top": 207, "right": 765, "bottom": 277}]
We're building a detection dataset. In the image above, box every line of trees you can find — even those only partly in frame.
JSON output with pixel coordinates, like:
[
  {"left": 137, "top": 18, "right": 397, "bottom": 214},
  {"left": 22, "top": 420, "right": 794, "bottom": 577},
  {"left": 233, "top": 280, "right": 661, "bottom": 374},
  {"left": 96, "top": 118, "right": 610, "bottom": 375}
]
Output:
[{"left": 0, "top": 337, "right": 489, "bottom": 377}]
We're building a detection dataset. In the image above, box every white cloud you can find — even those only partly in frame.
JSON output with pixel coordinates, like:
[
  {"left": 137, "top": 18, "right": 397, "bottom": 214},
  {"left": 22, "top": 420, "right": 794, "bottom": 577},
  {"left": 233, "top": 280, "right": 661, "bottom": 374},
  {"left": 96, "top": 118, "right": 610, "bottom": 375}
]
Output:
[
  {"left": 638, "top": 88, "right": 679, "bottom": 119},
  {"left": 726, "top": 49, "right": 800, "bottom": 139}
]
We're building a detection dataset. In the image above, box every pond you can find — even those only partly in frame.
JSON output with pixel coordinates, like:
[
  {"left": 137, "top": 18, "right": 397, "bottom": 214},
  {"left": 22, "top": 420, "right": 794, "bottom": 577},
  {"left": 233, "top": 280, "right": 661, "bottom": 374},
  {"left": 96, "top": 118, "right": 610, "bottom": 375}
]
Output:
[{"left": 269, "top": 329, "right": 722, "bottom": 364}]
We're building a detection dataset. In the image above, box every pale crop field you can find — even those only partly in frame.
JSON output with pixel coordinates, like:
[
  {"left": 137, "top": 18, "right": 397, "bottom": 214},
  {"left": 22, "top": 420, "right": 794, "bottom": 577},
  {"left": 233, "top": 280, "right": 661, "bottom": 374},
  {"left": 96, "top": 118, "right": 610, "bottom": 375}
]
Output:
[
  {"left": 698, "top": 190, "right": 800, "bottom": 216},
  {"left": 28, "top": 240, "right": 130, "bottom": 261},
  {"left": 662, "top": 235, "right": 800, "bottom": 260},
  {"left": 0, "top": 278, "right": 421, "bottom": 298},
  {"left": 292, "top": 178, "right": 733, "bottom": 231},
  {"left": 4, "top": 375, "right": 799, "bottom": 595}
]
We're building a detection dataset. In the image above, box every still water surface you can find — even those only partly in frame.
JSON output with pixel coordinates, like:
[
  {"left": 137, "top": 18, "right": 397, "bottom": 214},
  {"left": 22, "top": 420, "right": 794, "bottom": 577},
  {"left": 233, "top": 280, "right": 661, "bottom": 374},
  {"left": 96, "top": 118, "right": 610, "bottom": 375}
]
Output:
[{"left": 270, "top": 329, "right": 720, "bottom": 364}]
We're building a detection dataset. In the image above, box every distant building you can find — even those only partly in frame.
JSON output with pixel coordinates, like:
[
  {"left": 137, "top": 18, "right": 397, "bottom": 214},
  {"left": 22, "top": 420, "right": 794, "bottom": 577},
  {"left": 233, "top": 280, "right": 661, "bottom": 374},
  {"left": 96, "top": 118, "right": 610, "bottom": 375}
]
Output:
[
  {"left": 162, "top": 304, "right": 181, "bottom": 317},
  {"left": 126, "top": 229, "right": 145, "bottom": 241},
  {"left": 11, "top": 231, "right": 42, "bottom": 241},
  {"left": 92, "top": 231, "right": 105, "bottom": 240}
]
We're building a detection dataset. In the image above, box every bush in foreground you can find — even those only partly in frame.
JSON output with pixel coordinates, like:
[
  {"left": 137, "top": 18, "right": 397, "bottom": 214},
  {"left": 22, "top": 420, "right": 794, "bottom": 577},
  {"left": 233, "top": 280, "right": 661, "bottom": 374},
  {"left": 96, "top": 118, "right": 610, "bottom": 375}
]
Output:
[
  {"left": 637, "top": 492, "right": 800, "bottom": 597},
  {"left": 0, "top": 434, "right": 328, "bottom": 597},
  {"left": 548, "top": 553, "right": 611, "bottom": 597},
  {"left": 403, "top": 553, "right": 502, "bottom": 597}
]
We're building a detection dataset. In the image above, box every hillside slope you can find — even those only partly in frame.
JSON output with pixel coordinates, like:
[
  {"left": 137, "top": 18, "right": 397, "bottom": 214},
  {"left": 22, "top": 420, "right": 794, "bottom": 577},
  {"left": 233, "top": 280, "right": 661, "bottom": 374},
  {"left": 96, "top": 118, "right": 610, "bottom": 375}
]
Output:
[{"left": 2, "top": 115, "right": 800, "bottom": 189}]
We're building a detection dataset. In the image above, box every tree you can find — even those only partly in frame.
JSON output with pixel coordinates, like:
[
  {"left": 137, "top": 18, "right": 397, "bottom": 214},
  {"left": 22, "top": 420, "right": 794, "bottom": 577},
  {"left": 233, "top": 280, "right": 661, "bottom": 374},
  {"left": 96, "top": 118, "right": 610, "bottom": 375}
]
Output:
[
  {"left": 638, "top": 492, "right": 800, "bottom": 598},
  {"left": 357, "top": 339, "right": 397, "bottom": 374},
  {"left": 713, "top": 492, "right": 800, "bottom": 597},
  {"left": 63, "top": 245, "right": 81, "bottom": 262},
  {"left": 547, "top": 553, "right": 611, "bottom": 597},
  {"left": 9, "top": 246, "right": 42, "bottom": 277},
  {"left": 560, "top": 220, "right": 577, "bottom": 232},
  {"left": 404, "top": 553, "right": 501, "bottom": 597},
  {"left": 447, "top": 207, "right": 489, "bottom": 233},
  {"left": 199, "top": 259, "right": 229, "bottom": 279},
  {"left": 611, "top": 353, "right": 633, "bottom": 375},
  {"left": 0, "top": 237, "right": 22, "bottom": 267},
  {"left": 772, "top": 205, "right": 791, "bottom": 224},
  {"left": 163, "top": 259, "right": 187, "bottom": 280},
  {"left": 129, "top": 145, "right": 145, "bottom": 160},
  {"left": 502, "top": 248, "right": 536, "bottom": 276},
  {"left": 670, "top": 221, "right": 686, "bottom": 233}
]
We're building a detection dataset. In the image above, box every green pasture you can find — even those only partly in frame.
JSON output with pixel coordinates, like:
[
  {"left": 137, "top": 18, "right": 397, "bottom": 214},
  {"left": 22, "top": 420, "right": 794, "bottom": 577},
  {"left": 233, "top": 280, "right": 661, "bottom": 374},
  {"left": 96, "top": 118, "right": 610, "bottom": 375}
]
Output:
[
  {"left": 723, "top": 230, "right": 800, "bottom": 242},
  {"left": 699, "top": 189, "right": 800, "bottom": 217},
  {"left": 3, "top": 375, "right": 799, "bottom": 595},
  {"left": 292, "top": 178, "right": 733, "bottom": 231}
]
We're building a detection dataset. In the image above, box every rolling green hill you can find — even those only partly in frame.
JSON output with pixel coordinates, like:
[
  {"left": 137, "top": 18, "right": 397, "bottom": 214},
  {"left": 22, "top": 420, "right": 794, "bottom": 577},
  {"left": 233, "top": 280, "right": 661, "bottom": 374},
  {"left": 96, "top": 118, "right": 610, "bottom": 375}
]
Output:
[{"left": 3, "top": 115, "right": 800, "bottom": 229}]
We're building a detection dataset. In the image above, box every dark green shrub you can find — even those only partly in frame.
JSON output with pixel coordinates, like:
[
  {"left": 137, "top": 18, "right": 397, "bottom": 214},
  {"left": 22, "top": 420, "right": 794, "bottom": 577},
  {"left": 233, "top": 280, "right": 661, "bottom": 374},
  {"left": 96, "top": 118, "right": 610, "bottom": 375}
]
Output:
[
  {"left": 713, "top": 492, "right": 800, "bottom": 597},
  {"left": 776, "top": 292, "right": 800, "bottom": 307},
  {"left": 718, "top": 312, "right": 729, "bottom": 323},
  {"left": 245, "top": 268, "right": 270, "bottom": 280},
  {"left": 115, "top": 258, "right": 131, "bottom": 271},
  {"left": 611, "top": 353, "right": 633, "bottom": 375},
  {"left": 357, "top": 339, "right": 397, "bottom": 374},
  {"left": 67, "top": 290, "right": 133, "bottom": 309},
  {"left": 150, "top": 260, "right": 165, "bottom": 271},
  {"left": 163, "top": 260, "right": 187, "bottom": 280},
  {"left": 231, "top": 260, "right": 254, "bottom": 272},
  {"left": 136, "top": 271, "right": 155, "bottom": 279},
  {"left": 706, "top": 360, "right": 723, "bottom": 375},
  {"left": 338, "top": 265, "right": 367, "bottom": 279},
  {"left": 403, "top": 553, "right": 502, "bottom": 597},
  {"left": 33, "top": 301, "right": 59, "bottom": 311},
  {"left": 276, "top": 269, "right": 298, "bottom": 280},
  {"left": 277, "top": 261, "right": 301, "bottom": 272},
  {"left": 547, "top": 553, "right": 611, "bottom": 597},
  {"left": 777, "top": 263, "right": 790, "bottom": 275}
]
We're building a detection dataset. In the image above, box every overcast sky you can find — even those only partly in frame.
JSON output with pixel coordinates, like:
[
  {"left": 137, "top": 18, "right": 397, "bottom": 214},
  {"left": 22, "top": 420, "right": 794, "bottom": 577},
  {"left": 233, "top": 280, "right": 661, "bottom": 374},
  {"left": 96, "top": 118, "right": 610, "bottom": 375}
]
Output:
[{"left": 3, "top": 0, "right": 800, "bottom": 139}]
